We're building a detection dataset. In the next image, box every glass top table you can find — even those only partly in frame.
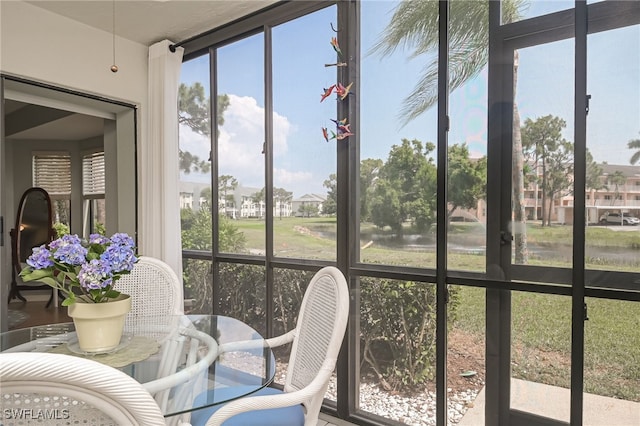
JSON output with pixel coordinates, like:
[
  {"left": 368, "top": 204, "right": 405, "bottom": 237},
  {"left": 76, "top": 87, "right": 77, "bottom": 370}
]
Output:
[{"left": 0, "top": 314, "right": 275, "bottom": 421}]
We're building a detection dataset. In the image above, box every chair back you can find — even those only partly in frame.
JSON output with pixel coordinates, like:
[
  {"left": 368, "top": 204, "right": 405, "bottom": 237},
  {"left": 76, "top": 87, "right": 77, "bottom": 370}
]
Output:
[
  {"left": 0, "top": 352, "right": 166, "bottom": 426},
  {"left": 284, "top": 266, "right": 349, "bottom": 394},
  {"left": 114, "top": 255, "right": 184, "bottom": 317}
]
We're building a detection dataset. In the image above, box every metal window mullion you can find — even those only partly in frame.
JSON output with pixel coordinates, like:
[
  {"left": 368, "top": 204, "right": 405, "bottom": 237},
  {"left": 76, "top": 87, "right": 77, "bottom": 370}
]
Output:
[
  {"left": 436, "top": 1, "right": 450, "bottom": 425},
  {"left": 570, "top": 1, "right": 588, "bottom": 424},
  {"left": 486, "top": 1, "right": 513, "bottom": 424},
  {"left": 264, "top": 25, "right": 275, "bottom": 339},
  {"left": 210, "top": 46, "right": 221, "bottom": 315},
  {"left": 337, "top": 0, "right": 357, "bottom": 418}
]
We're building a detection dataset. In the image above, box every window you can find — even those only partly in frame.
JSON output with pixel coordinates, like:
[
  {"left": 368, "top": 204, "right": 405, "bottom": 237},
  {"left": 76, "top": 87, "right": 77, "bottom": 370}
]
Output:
[
  {"left": 82, "top": 151, "right": 106, "bottom": 235},
  {"left": 33, "top": 152, "right": 71, "bottom": 226},
  {"left": 179, "top": 2, "right": 640, "bottom": 425}
]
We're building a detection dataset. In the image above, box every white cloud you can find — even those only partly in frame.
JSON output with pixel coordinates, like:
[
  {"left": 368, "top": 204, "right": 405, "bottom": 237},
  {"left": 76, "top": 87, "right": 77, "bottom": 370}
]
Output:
[
  {"left": 218, "top": 95, "right": 268, "bottom": 187},
  {"left": 274, "top": 168, "right": 314, "bottom": 189},
  {"left": 180, "top": 94, "right": 302, "bottom": 188}
]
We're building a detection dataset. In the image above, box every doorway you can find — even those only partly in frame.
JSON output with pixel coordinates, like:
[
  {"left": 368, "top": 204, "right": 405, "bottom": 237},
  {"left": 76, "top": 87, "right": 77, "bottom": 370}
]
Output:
[
  {"left": 1, "top": 75, "right": 138, "bottom": 331},
  {"left": 485, "top": 2, "right": 640, "bottom": 425}
]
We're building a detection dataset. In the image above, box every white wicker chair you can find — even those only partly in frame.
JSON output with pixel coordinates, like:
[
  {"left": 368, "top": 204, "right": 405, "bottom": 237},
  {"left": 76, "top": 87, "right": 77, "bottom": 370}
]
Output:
[
  {"left": 114, "top": 255, "right": 184, "bottom": 317},
  {"left": 0, "top": 352, "right": 166, "bottom": 426},
  {"left": 113, "top": 256, "right": 192, "bottom": 421},
  {"left": 190, "top": 266, "right": 350, "bottom": 426}
]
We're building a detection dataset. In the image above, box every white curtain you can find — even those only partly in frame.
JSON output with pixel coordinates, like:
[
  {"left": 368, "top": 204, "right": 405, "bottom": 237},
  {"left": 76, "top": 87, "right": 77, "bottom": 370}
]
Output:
[{"left": 141, "top": 39, "right": 184, "bottom": 280}]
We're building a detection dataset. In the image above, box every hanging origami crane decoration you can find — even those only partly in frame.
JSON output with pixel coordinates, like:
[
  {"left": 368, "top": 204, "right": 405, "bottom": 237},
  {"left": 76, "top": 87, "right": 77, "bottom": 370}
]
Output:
[
  {"left": 322, "top": 127, "right": 331, "bottom": 142},
  {"left": 330, "top": 118, "right": 350, "bottom": 133},
  {"left": 324, "top": 62, "right": 347, "bottom": 68},
  {"left": 320, "top": 85, "right": 336, "bottom": 102},
  {"left": 328, "top": 118, "right": 354, "bottom": 141},
  {"left": 330, "top": 37, "right": 342, "bottom": 58},
  {"left": 335, "top": 82, "right": 353, "bottom": 100},
  {"left": 331, "top": 129, "right": 354, "bottom": 140}
]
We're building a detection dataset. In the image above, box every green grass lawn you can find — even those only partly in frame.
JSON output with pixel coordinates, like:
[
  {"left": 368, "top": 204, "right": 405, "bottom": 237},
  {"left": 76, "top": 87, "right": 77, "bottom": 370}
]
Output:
[
  {"left": 453, "top": 286, "right": 640, "bottom": 401},
  {"left": 230, "top": 217, "right": 639, "bottom": 400}
]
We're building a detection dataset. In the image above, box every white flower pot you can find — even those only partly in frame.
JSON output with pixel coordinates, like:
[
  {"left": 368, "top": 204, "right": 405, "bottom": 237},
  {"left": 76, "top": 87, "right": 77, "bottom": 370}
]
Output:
[{"left": 68, "top": 294, "right": 131, "bottom": 352}]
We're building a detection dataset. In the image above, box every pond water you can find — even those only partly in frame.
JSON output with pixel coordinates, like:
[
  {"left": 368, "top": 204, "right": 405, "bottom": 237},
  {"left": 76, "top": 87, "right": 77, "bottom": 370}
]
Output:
[{"left": 313, "top": 229, "right": 639, "bottom": 265}]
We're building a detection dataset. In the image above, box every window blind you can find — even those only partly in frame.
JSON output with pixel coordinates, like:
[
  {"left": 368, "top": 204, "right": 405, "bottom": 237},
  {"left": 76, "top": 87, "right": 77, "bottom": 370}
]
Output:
[
  {"left": 33, "top": 153, "right": 71, "bottom": 196},
  {"left": 83, "top": 151, "right": 106, "bottom": 196}
]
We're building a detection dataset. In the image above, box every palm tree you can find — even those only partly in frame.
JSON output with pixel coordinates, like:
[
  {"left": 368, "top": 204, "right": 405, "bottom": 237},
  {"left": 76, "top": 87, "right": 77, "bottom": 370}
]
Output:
[
  {"left": 628, "top": 135, "right": 640, "bottom": 165},
  {"left": 608, "top": 170, "right": 626, "bottom": 206},
  {"left": 370, "top": 0, "right": 529, "bottom": 262}
]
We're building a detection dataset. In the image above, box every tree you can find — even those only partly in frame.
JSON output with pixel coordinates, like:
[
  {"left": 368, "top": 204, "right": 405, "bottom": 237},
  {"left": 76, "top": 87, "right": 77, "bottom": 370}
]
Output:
[
  {"left": 608, "top": 170, "right": 626, "bottom": 206},
  {"left": 298, "top": 203, "right": 319, "bottom": 218},
  {"left": 628, "top": 135, "right": 640, "bottom": 165},
  {"left": 360, "top": 158, "right": 383, "bottom": 222},
  {"left": 273, "top": 187, "right": 293, "bottom": 219},
  {"left": 542, "top": 140, "right": 574, "bottom": 224},
  {"left": 199, "top": 187, "right": 212, "bottom": 208},
  {"left": 181, "top": 207, "right": 245, "bottom": 252},
  {"left": 323, "top": 174, "right": 337, "bottom": 216},
  {"left": 371, "top": 0, "right": 529, "bottom": 262},
  {"left": 218, "top": 175, "right": 238, "bottom": 215},
  {"left": 447, "top": 143, "right": 487, "bottom": 223},
  {"left": 323, "top": 158, "right": 383, "bottom": 220},
  {"left": 522, "top": 115, "right": 568, "bottom": 226},
  {"left": 178, "top": 82, "right": 230, "bottom": 174},
  {"left": 369, "top": 139, "right": 437, "bottom": 234},
  {"left": 585, "top": 150, "right": 606, "bottom": 197}
]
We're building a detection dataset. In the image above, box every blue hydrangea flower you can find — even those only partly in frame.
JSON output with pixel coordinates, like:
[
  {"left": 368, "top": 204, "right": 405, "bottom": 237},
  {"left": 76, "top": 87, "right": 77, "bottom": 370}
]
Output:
[
  {"left": 22, "top": 231, "right": 137, "bottom": 304},
  {"left": 49, "top": 234, "right": 82, "bottom": 251},
  {"left": 26, "top": 245, "right": 54, "bottom": 269},
  {"left": 78, "top": 259, "right": 114, "bottom": 290},
  {"left": 110, "top": 233, "right": 135, "bottom": 248},
  {"left": 101, "top": 244, "right": 137, "bottom": 273},
  {"left": 89, "top": 234, "right": 110, "bottom": 245},
  {"left": 53, "top": 241, "right": 88, "bottom": 266}
]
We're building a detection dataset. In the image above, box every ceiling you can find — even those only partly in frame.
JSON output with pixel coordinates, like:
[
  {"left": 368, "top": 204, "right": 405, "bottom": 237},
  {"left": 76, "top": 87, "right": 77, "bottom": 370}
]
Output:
[
  {"left": 24, "top": 0, "right": 279, "bottom": 46},
  {"left": 7, "top": 1, "right": 279, "bottom": 142}
]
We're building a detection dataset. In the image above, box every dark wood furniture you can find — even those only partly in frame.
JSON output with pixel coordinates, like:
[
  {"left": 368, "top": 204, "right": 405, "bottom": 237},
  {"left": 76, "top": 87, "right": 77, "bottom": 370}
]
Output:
[{"left": 8, "top": 187, "right": 55, "bottom": 306}]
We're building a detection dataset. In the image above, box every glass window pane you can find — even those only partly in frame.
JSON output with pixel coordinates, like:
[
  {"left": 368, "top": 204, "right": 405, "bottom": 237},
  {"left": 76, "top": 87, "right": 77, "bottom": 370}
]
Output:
[
  {"left": 502, "top": 0, "right": 574, "bottom": 24},
  {"left": 449, "top": 285, "right": 486, "bottom": 424},
  {"left": 218, "top": 263, "right": 266, "bottom": 337},
  {"left": 359, "top": 276, "right": 437, "bottom": 423},
  {"left": 183, "top": 258, "right": 213, "bottom": 315},
  {"left": 272, "top": 6, "right": 337, "bottom": 261},
  {"left": 586, "top": 24, "right": 640, "bottom": 276},
  {"left": 217, "top": 33, "right": 265, "bottom": 254},
  {"left": 513, "top": 39, "right": 574, "bottom": 272},
  {"left": 448, "top": 2, "right": 488, "bottom": 273},
  {"left": 179, "top": 55, "right": 214, "bottom": 255},
  {"left": 359, "top": 0, "right": 438, "bottom": 268},
  {"left": 584, "top": 297, "right": 640, "bottom": 423},
  {"left": 511, "top": 292, "right": 571, "bottom": 421}
]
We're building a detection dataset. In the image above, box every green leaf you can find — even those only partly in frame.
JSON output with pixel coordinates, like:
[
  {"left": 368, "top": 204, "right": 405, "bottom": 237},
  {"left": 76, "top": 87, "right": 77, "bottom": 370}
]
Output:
[
  {"left": 61, "top": 294, "right": 76, "bottom": 306},
  {"left": 104, "top": 289, "right": 121, "bottom": 299},
  {"left": 20, "top": 268, "right": 53, "bottom": 281}
]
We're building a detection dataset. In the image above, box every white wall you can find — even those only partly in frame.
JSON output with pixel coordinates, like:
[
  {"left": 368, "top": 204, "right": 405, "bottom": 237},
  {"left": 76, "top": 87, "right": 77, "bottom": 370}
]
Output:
[
  {"left": 0, "top": 1, "right": 148, "bottom": 113},
  {"left": 1, "top": 2, "right": 150, "bottom": 322},
  {"left": 2, "top": 5, "right": 148, "bottom": 225}
]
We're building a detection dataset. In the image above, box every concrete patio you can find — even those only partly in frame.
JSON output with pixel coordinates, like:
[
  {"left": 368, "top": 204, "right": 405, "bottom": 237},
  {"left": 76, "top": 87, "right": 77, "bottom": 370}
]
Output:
[{"left": 459, "top": 379, "right": 640, "bottom": 426}]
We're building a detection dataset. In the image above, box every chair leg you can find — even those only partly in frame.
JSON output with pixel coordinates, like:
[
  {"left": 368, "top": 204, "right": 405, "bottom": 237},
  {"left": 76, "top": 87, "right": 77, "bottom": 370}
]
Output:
[
  {"left": 45, "top": 289, "right": 61, "bottom": 308},
  {"left": 8, "top": 285, "right": 27, "bottom": 303}
]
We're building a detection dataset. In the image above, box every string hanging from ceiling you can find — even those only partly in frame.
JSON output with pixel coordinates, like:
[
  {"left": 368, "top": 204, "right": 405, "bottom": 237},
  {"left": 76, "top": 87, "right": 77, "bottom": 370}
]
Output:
[{"left": 110, "top": 0, "right": 118, "bottom": 73}]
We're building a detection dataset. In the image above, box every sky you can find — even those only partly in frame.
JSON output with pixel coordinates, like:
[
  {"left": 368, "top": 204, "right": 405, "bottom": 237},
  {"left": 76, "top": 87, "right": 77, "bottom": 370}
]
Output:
[{"left": 179, "top": 0, "right": 640, "bottom": 199}]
